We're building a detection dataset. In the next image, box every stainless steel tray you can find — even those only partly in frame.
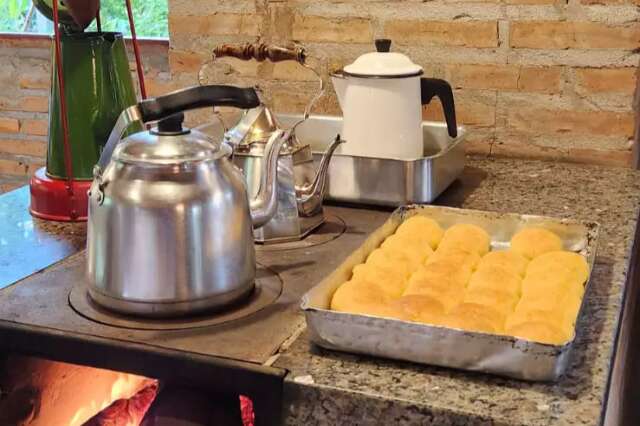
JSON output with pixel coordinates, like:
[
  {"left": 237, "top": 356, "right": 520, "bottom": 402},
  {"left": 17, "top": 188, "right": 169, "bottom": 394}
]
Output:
[
  {"left": 301, "top": 205, "right": 599, "bottom": 381},
  {"left": 278, "top": 115, "right": 466, "bottom": 206}
]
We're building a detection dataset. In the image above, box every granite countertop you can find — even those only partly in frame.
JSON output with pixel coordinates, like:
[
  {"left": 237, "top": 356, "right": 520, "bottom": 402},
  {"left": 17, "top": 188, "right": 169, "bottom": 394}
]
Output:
[
  {"left": 1, "top": 156, "right": 639, "bottom": 425},
  {"left": 273, "top": 156, "right": 640, "bottom": 425}
]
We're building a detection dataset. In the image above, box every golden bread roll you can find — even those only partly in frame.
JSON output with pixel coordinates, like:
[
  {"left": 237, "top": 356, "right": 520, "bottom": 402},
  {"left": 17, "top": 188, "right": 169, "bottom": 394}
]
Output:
[
  {"left": 412, "top": 261, "right": 470, "bottom": 290},
  {"left": 352, "top": 264, "right": 407, "bottom": 298},
  {"left": 468, "top": 264, "right": 522, "bottom": 298},
  {"left": 440, "top": 303, "right": 504, "bottom": 334},
  {"left": 526, "top": 251, "right": 589, "bottom": 287},
  {"left": 403, "top": 267, "right": 463, "bottom": 311},
  {"left": 379, "top": 235, "right": 433, "bottom": 269},
  {"left": 389, "top": 294, "right": 446, "bottom": 325},
  {"left": 331, "top": 279, "right": 386, "bottom": 311},
  {"left": 510, "top": 227, "right": 563, "bottom": 259},
  {"left": 463, "top": 287, "right": 518, "bottom": 317},
  {"left": 521, "top": 274, "right": 584, "bottom": 301},
  {"left": 395, "top": 216, "right": 444, "bottom": 250},
  {"left": 477, "top": 250, "right": 529, "bottom": 277},
  {"left": 512, "top": 294, "right": 582, "bottom": 330},
  {"left": 381, "top": 233, "right": 434, "bottom": 256},
  {"left": 505, "top": 321, "right": 571, "bottom": 345},
  {"left": 437, "top": 223, "right": 491, "bottom": 256},
  {"left": 331, "top": 279, "right": 411, "bottom": 320},
  {"left": 365, "top": 248, "right": 415, "bottom": 278},
  {"left": 427, "top": 247, "right": 481, "bottom": 273}
]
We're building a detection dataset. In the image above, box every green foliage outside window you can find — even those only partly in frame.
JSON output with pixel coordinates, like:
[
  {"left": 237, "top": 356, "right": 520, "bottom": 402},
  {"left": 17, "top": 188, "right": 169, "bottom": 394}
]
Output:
[{"left": 0, "top": 0, "right": 168, "bottom": 37}]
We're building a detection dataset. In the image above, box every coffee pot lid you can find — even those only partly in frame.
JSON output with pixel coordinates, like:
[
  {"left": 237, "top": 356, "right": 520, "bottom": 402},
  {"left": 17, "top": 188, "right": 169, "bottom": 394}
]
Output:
[{"left": 343, "top": 39, "right": 423, "bottom": 78}]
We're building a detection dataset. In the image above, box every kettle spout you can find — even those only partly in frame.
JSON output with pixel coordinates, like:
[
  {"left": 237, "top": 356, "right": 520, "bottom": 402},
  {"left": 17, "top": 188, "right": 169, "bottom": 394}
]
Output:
[
  {"left": 331, "top": 71, "right": 347, "bottom": 111},
  {"left": 296, "top": 135, "right": 344, "bottom": 217},
  {"left": 249, "top": 129, "right": 289, "bottom": 228}
]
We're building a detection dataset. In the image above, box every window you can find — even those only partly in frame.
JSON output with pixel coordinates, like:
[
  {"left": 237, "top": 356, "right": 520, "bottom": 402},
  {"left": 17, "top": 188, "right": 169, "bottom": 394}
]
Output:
[{"left": 0, "top": 0, "right": 168, "bottom": 38}]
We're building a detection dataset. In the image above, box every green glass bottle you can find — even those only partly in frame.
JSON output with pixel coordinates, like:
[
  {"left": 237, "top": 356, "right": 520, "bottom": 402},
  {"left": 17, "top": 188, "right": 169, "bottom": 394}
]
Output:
[{"left": 47, "top": 32, "right": 139, "bottom": 179}]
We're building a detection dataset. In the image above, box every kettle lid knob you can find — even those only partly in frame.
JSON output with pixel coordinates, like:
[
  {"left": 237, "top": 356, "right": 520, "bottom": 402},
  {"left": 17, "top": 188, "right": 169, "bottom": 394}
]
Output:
[
  {"left": 375, "top": 39, "right": 392, "bottom": 53},
  {"left": 156, "top": 112, "right": 187, "bottom": 135}
]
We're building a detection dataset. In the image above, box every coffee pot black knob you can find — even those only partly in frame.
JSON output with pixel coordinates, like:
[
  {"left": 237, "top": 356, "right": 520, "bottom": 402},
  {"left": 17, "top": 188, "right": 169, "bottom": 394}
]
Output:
[{"left": 375, "top": 39, "right": 392, "bottom": 53}]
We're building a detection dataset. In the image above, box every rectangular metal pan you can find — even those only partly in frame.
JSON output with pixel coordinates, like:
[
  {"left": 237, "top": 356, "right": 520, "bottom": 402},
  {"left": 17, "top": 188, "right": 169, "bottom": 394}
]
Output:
[
  {"left": 301, "top": 205, "right": 599, "bottom": 381},
  {"left": 278, "top": 115, "right": 466, "bottom": 206}
]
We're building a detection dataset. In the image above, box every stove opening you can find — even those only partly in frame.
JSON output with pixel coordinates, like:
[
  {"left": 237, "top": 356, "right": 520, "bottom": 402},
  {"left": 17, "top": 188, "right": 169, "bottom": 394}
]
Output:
[{"left": 0, "top": 356, "right": 254, "bottom": 426}]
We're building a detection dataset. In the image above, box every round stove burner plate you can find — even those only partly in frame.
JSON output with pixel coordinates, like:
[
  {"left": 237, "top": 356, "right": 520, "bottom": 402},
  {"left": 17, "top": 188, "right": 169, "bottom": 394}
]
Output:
[
  {"left": 69, "top": 265, "right": 283, "bottom": 330},
  {"left": 256, "top": 213, "right": 346, "bottom": 252}
]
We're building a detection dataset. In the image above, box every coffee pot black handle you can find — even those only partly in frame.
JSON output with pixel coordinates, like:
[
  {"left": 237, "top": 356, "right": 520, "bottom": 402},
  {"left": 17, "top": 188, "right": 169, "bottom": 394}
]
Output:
[
  {"left": 138, "top": 85, "right": 261, "bottom": 123},
  {"left": 420, "top": 78, "right": 458, "bottom": 138}
]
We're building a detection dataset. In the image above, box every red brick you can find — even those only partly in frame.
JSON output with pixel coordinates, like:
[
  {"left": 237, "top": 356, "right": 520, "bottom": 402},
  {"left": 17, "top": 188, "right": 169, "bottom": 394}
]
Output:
[
  {"left": 517, "top": 67, "right": 562, "bottom": 94},
  {"left": 0, "top": 139, "right": 47, "bottom": 157},
  {"left": 507, "top": 109, "right": 634, "bottom": 137},
  {"left": 292, "top": 15, "right": 373, "bottom": 43},
  {"left": 0, "top": 117, "right": 20, "bottom": 133},
  {"left": 510, "top": 21, "right": 640, "bottom": 49},
  {"left": 386, "top": 20, "right": 498, "bottom": 48},
  {"left": 576, "top": 68, "right": 637, "bottom": 93},
  {"left": 19, "top": 77, "right": 50, "bottom": 90},
  {"left": 169, "top": 13, "right": 262, "bottom": 37},
  {"left": 0, "top": 158, "right": 37, "bottom": 176},
  {"left": 21, "top": 120, "right": 48, "bottom": 136},
  {"left": 423, "top": 96, "right": 496, "bottom": 127},
  {"left": 19, "top": 96, "right": 49, "bottom": 113}
]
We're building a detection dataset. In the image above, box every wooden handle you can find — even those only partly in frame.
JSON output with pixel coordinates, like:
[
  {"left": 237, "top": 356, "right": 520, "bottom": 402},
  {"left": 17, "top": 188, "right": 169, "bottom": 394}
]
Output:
[{"left": 213, "top": 43, "right": 306, "bottom": 64}]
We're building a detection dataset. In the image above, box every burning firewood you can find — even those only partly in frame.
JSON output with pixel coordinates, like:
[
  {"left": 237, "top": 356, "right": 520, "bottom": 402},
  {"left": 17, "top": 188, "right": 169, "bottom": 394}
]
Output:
[{"left": 0, "top": 355, "right": 156, "bottom": 426}]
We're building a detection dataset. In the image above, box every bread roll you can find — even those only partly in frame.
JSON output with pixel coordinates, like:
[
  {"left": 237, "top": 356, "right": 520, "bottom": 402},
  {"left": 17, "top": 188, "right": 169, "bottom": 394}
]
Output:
[
  {"left": 477, "top": 250, "right": 528, "bottom": 277},
  {"left": 437, "top": 223, "right": 490, "bottom": 256},
  {"left": 464, "top": 287, "right": 518, "bottom": 317},
  {"left": 441, "top": 303, "right": 504, "bottom": 334},
  {"left": 352, "top": 264, "right": 407, "bottom": 298},
  {"left": 403, "top": 266, "right": 464, "bottom": 311},
  {"left": 389, "top": 294, "right": 446, "bottom": 325},
  {"left": 395, "top": 216, "right": 444, "bottom": 250},
  {"left": 510, "top": 227, "right": 563, "bottom": 259},
  {"left": 526, "top": 251, "right": 589, "bottom": 287},
  {"left": 468, "top": 264, "right": 522, "bottom": 298},
  {"left": 381, "top": 234, "right": 434, "bottom": 263},
  {"left": 427, "top": 247, "right": 481, "bottom": 273}
]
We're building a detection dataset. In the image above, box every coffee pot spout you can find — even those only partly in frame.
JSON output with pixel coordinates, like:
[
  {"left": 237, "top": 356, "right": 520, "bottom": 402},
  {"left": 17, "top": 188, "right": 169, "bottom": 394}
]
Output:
[
  {"left": 249, "top": 129, "right": 289, "bottom": 228},
  {"left": 296, "top": 135, "right": 344, "bottom": 217}
]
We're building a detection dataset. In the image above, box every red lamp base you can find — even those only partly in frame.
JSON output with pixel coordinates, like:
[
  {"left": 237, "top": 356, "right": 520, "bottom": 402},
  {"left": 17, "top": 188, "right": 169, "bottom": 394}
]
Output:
[{"left": 29, "top": 167, "right": 91, "bottom": 222}]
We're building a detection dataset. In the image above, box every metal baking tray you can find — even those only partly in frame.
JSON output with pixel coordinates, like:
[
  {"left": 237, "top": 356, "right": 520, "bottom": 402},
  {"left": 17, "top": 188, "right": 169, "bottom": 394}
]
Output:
[
  {"left": 278, "top": 115, "right": 466, "bottom": 206},
  {"left": 301, "top": 205, "right": 599, "bottom": 381}
]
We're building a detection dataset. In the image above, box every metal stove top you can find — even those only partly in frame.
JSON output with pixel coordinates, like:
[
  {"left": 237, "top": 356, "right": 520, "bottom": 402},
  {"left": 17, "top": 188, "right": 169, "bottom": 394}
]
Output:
[{"left": 0, "top": 190, "right": 392, "bottom": 424}]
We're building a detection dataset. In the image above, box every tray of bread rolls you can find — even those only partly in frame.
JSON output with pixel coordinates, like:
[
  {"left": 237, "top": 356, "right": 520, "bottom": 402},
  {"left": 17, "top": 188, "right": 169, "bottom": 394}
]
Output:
[{"left": 301, "top": 205, "right": 599, "bottom": 381}]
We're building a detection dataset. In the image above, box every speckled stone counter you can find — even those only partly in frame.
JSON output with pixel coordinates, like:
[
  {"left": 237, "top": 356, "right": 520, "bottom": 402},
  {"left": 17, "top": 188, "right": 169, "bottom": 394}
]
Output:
[{"left": 273, "top": 157, "right": 640, "bottom": 426}]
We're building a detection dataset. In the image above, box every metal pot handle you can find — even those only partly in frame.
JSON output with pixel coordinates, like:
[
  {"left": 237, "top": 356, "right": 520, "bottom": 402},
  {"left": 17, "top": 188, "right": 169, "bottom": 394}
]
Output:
[
  {"left": 137, "top": 85, "right": 260, "bottom": 123},
  {"left": 97, "top": 85, "right": 261, "bottom": 171},
  {"left": 420, "top": 78, "right": 458, "bottom": 138}
]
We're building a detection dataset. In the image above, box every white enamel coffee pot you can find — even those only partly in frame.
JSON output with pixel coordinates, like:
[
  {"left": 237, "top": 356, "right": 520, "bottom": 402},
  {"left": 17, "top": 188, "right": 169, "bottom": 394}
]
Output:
[{"left": 332, "top": 39, "right": 457, "bottom": 159}]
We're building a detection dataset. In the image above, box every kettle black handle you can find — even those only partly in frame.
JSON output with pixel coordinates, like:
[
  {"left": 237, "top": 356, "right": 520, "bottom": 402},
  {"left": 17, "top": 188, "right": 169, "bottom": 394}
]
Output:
[
  {"left": 421, "top": 78, "right": 458, "bottom": 138},
  {"left": 138, "top": 85, "right": 261, "bottom": 123}
]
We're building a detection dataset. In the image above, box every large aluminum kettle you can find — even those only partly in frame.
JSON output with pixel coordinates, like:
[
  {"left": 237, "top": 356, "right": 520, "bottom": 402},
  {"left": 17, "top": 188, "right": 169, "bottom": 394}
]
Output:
[
  {"left": 86, "top": 85, "right": 289, "bottom": 317},
  {"left": 332, "top": 39, "right": 457, "bottom": 159}
]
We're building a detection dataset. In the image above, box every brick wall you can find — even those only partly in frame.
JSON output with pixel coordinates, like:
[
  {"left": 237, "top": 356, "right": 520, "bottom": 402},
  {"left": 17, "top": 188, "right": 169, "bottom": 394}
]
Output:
[
  {"left": 168, "top": 0, "right": 639, "bottom": 167},
  {"left": 0, "top": 34, "right": 170, "bottom": 194},
  {"left": 0, "top": 0, "right": 637, "bottom": 193}
]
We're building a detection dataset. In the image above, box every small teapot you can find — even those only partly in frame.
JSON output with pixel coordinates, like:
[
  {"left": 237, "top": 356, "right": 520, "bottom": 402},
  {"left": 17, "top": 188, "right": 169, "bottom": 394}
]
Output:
[
  {"left": 227, "top": 105, "right": 343, "bottom": 242},
  {"left": 86, "top": 85, "right": 288, "bottom": 317},
  {"left": 332, "top": 39, "right": 457, "bottom": 159}
]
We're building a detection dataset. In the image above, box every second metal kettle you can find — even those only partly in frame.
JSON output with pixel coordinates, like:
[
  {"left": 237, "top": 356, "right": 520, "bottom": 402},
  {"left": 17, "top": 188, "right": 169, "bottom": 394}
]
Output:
[{"left": 86, "top": 85, "right": 288, "bottom": 317}]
